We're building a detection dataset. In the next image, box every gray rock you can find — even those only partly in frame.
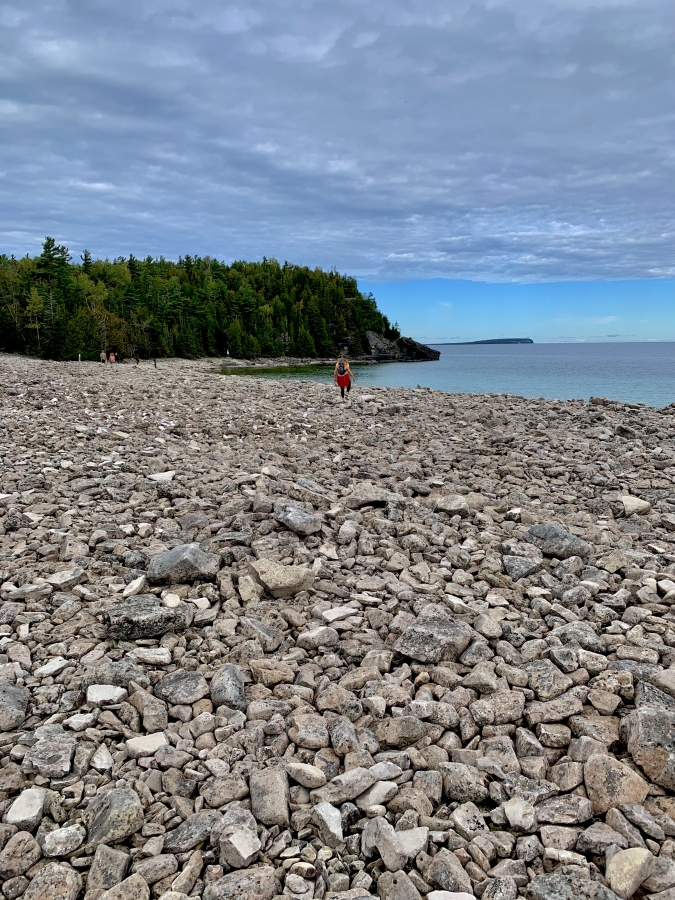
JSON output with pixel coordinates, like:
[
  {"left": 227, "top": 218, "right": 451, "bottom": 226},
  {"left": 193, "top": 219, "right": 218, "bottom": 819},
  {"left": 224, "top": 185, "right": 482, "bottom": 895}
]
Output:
[
  {"left": 550, "top": 622, "right": 606, "bottom": 654},
  {"left": 22, "top": 862, "right": 82, "bottom": 900},
  {"left": 147, "top": 542, "right": 220, "bottom": 583},
  {"left": 88, "top": 844, "right": 131, "bottom": 892},
  {"left": 200, "top": 774, "right": 249, "bottom": 808},
  {"left": 249, "top": 558, "right": 315, "bottom": 599},
  {"left": 81, "top": 658, "right": 150, "bottom": 689},
  {"left": 0, "top": 684, "right": 30, "bottom": 731},
  {"left": 274, "top": 501, "right": 322, "bottom": 536},
  {"left": 5, "top": 787, "right": 45, "bottom": 830},
  {"left": 312, "top": 802, "right": 344, "bottom": 847},
  {"left": 503, "top": 555, "right": 542, "bottom": 580},
  {"left": 83, "top": 787, "right": 144, "bottom": 852},
  {"left": 164, "top": 810, "right": 223, "bottom": 852},
  {"left": 249, "top": 766, "right": 290, "bottom": 826},
  {"left": 219, "top": 825, "right": 262, "bottom": 868},
  {"left": 211, "top": 663, "right": 246, "bottom": 710},
  {"left": 394, "top": 608, "right": 475, "bottom": 664},
  {"left": 21, "top": 727, "right": 76, "bottom": 778},
  {"left": 370, "top": 716, "right": 426, "bottom": 749},
  {"left": 525, "top": 873, "right": 621, "bottom": 900},
  {"left": 202, "top": 865, "right": 277, "bottom": 900},
  {"left": 131, "top": 854, "right": 178, "bottom": 885},
  {"left": 622, "top": 707, "right": 675, "bottom": 791},
  {"left": 154, "top": 670, "right": 209, "bottom": 705},
  {"left": 41, "top": 823, "right": 86, "bottom": 856},
  {"left": 100, "top": 873, "right": 151, "bottom": 900},
  {"left": 425, "top": 848, "right": 473, "bottom": 894},
  {"left": 0, "top": 831, "right": 41, "bottom": 878},
  {"left": 524, "top": 524, "right": 592, "bottom": 559},
  {"left": 103, "top": 595, "right": 193, "bottom": 639}
]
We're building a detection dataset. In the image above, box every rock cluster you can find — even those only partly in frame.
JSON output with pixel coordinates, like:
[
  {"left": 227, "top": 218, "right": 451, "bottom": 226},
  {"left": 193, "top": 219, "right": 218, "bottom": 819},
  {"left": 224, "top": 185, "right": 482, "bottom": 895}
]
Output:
[{"left": 0, "top": 354, "right": 674, "bottom": 900}]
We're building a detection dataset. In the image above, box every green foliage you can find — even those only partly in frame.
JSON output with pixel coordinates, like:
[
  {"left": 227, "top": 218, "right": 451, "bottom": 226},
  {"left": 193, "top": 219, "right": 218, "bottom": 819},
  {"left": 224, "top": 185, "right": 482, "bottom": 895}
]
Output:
[{"left": 0, "top": 239, "right": 400, "bottom": 360}]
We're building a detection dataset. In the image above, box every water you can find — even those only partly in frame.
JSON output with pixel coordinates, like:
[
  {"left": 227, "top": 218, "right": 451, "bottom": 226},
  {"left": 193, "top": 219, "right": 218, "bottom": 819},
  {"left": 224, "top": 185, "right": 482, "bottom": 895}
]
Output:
[{"left": 221, "top": 342, "right": 675, "bottom": 407}]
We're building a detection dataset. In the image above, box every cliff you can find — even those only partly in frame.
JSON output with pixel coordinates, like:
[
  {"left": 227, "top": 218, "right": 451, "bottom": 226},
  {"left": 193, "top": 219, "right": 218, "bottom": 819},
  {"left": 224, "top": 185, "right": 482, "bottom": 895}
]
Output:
[{"left": 365, "top": 331, "right": 441, "bottom": 361}]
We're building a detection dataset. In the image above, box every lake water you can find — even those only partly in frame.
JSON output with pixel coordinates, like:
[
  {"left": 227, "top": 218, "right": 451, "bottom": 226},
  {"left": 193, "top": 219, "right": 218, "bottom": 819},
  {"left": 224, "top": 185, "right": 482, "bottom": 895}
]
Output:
[{"left": 222, "top": 342, "right": 675, "bottom": 407}]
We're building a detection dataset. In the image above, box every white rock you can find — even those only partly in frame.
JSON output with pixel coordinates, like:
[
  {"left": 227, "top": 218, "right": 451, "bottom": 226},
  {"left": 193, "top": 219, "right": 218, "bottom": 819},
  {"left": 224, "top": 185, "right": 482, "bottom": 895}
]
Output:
[
  {"left": 621, "top": 495, "right": 651, "bottom": 516},
  {"left": 219, "top": 825, "right": 262, "bottom": 868},
  {"left": 6, "top": 787, "right": 46, "bottom": 830},
  {"left": 130, "top": 647, "right": 172, "bottom": 665},
  {"left": 90, "top": 743, "right": 114, "bottom": 771},
  {"left": 356, "top": 781, "right": 399, "bottom": 809},
  {"left": 606, "top": 847, "right": 657, "bottom": 899},
  {"left": 63, "top": 712, "right": 98, "bottom": 731},
  {"left": 504, "top": 796, "right": 537, "bottom": 831},
  {"left": 321, "top": 606, "right": 360, "bottom": 623},
  {"left": 428, "top": 893, "right": 476, "bottom": 900},
  {"left": 42, "top": 823, "right": 86, "bottom": 856},
  {"left": 46, "top": 567, "right": 84, "bottom": 590},
  {"left": 87, "top": 684, "right": 128, "bottom": 705},
  {"left": 33, "top": 656, "right": 68, "bottom": 677},
  {"left": 311, "top": 802, "right": 343, "bottom": 848},
  {"left": 125, "top": 732, "right": 168, "bottom": 758},
  {"left": 286, "top": 762, "right": 327, "bottom": 788},
  {"left": 148, "top": 470, "right": 176, "bottom": 482},
  {"left": 123, "top": 574, "right": 147, "bottom": 598}
]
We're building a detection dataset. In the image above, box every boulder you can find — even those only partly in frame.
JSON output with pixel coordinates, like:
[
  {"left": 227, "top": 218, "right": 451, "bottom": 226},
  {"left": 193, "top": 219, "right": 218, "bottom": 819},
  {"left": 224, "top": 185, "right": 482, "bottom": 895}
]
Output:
[
  {"left": 147, "top": 543, "right": 220, "bottom": 583},
  {"left": 249, "top": 558, "right": 315, "bottom": 599},
  {"left": 103, "top": 595, "right": 193, "bottom": 639}
]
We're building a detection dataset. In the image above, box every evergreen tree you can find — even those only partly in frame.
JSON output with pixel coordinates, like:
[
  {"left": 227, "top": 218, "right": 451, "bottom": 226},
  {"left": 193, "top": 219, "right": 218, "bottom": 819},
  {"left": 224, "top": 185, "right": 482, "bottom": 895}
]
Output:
[{"left": 0, "top": 241, "right": 400, "bottom": 360}]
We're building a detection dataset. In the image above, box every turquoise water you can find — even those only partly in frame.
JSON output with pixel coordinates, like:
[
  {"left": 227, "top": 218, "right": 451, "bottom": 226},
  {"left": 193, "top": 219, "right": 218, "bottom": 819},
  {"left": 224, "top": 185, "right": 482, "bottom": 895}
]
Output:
[{"left": 221, "top": 342, "right": 675, "bottom": 407}]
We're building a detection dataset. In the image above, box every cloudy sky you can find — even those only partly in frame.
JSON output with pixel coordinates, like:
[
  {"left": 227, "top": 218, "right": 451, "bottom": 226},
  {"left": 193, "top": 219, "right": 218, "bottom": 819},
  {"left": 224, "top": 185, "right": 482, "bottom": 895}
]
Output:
[{"left": 1, "top": 0, "right": 674, "bottom": 337}]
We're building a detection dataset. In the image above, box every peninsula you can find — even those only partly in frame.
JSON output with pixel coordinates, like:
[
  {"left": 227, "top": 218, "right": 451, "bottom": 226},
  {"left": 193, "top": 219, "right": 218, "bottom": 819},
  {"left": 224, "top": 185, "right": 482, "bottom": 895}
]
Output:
[{"left": 443, "top": 338, "right": 534, "bottom": 345}]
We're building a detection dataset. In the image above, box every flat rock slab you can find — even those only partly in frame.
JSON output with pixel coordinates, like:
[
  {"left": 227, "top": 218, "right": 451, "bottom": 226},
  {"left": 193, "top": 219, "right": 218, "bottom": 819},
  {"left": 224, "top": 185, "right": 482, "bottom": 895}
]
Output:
[
  {"left": 524, "top": 524, "right": 592, "bottom": 559},
  {"left": 103, "top": 595, "right": 193, "bottom": 639}
]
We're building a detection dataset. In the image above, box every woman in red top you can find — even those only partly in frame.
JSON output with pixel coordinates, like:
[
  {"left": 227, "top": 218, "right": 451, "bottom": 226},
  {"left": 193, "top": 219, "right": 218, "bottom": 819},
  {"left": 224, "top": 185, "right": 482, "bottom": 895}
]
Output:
[{"left": 334, "top": 356, "right": 355, "bottom": 401}]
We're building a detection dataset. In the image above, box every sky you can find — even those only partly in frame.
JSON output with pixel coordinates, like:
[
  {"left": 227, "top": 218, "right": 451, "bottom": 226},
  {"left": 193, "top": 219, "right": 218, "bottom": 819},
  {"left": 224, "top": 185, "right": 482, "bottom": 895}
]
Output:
[{"left": 1, "top": 0, "right": 674, "bottom": 340}]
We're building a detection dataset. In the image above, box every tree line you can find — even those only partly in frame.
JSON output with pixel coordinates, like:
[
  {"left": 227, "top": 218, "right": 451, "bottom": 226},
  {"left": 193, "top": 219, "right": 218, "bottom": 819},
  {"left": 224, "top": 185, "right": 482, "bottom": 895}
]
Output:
[{"left": 0, "top": 238, "right": 400, "bottom": 360}]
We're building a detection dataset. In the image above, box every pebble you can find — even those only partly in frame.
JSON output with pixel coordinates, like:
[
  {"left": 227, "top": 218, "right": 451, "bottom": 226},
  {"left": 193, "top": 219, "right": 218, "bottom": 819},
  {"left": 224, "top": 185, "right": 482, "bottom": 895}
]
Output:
[{"left": 1, "top": 354, "right": 675, "bottom": 900}]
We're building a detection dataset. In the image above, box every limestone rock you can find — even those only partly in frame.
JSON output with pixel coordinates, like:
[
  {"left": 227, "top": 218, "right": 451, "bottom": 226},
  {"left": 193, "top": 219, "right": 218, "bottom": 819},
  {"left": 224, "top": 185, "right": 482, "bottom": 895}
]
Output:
[
  {"left": 0, "top": 683, "right": 30, "bottom": 731},
  {"left": 22, "top": 862, "right": 81, "bottom": 900},
  {"left": 584, "top": 754, "right": 649, "bottom": 815},
  {"left": 147, "top": 542, "right": 220, "bottom": 583},
  {"left": 605, "top": 848, "right": 656, "bottom": 899},
  {"left": 83, "top": 787, "right": 144, "bottom": 852},
  {"left": 249, "top": 558, "right": 315, "bottom": 598},
  {"left": 103, "top": 595, "right": 193, "bottom": 639}
]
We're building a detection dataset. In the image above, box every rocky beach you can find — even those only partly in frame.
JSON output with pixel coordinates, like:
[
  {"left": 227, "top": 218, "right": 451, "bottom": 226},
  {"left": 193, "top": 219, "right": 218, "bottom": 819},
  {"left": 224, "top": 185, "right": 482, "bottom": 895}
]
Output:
[{"left": 0, "top": 353, "right": 674, "bottom": 900}]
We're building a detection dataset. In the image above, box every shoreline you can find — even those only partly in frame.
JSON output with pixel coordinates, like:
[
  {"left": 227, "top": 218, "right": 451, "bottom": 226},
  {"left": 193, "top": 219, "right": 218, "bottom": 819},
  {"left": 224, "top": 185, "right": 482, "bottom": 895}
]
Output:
[{"left": 1, "top": 353, "right": 674, "bottom": 900}]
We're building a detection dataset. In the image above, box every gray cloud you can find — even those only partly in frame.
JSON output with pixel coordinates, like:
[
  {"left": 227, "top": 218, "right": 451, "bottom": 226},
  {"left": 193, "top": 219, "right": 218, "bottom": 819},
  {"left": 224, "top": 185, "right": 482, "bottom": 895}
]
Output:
[{"left": 0, "top": 0, "right": 673, "bottom": 280}]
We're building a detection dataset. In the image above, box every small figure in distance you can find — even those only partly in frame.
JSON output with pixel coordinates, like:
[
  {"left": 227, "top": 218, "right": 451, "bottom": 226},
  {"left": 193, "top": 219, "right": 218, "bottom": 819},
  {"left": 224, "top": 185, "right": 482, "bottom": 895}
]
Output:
[
  {"left": 100, "top": 349, "right": 106, "bottom": 364},
  {"left": 334, "top": 355, "right": 355, "bottom": 402},
  {"left": 134, "top": 353, "right": 140, "bottom": 366},
  {"left": 109, "top": 351, "right": 116, "bottom": 365}
]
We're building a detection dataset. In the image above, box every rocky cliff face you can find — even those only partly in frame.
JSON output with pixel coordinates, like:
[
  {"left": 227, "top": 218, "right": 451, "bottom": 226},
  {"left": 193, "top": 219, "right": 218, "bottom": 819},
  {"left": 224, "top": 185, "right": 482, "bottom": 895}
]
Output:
[{"left": 365, "top": 332, "right": 440, "bottom": 362}]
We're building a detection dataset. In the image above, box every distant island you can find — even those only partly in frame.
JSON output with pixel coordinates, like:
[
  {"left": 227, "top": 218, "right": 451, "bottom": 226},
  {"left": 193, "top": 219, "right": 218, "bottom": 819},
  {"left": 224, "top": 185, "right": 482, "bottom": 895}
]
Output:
[{"left": 440, "top": 338, "right": 534, "bottom": 345}]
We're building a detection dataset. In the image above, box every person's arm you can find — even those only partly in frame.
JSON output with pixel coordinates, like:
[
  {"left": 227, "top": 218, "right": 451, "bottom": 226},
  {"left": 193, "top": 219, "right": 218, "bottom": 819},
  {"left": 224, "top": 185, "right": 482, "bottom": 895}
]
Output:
[{"left": 333, "top": 363, "right": 339, "bottom": 383}]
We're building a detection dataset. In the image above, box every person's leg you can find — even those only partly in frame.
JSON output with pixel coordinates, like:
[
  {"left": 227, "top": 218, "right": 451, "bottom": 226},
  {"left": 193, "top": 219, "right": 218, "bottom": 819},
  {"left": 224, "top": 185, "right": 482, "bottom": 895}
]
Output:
[{"left": 340, "top": 386, "right": 345, "bottom": 399}]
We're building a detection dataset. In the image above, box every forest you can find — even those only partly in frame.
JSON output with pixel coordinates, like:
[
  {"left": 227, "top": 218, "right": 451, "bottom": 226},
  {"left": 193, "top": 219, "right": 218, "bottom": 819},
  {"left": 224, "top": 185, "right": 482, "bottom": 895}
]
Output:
[{"left": 0, "top": 238, "right": 400, "bottom": 360}]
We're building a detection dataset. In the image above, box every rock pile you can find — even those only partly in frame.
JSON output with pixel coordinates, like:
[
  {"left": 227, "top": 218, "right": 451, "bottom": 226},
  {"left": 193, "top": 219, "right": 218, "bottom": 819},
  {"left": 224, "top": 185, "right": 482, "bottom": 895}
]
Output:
[{"left": 0, "top": 354, "right": 674, "bottom": 900}]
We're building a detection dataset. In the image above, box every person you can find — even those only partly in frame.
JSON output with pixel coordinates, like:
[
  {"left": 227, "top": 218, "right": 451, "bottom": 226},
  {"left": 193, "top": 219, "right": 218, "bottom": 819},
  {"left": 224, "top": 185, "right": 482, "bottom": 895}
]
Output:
[
  {"left": 100, "top": 350, "right": 106, "bottom": 364},
  {"left": 334, "top": 355, "right": 354, "bottom": 401},
  {"left": 109, "top": 352, "right": 116, "bottom": 365},
  {"left": 134, "top": 353, "right": 140, "bottom": 366}
]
